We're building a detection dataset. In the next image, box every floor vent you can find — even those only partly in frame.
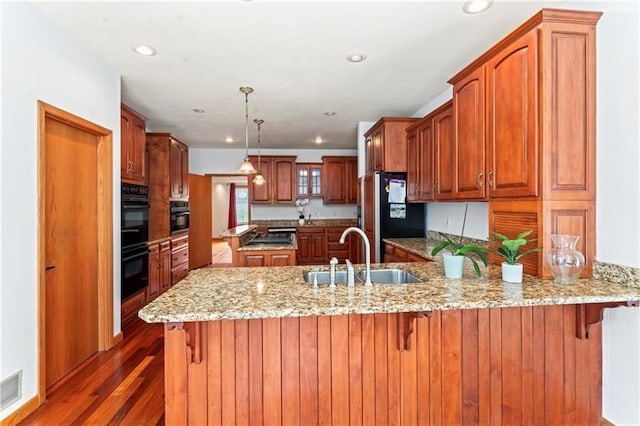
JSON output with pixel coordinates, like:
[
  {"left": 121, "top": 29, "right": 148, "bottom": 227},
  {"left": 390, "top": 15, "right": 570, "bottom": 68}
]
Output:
[{"left": 0, "top": 370, "right": 22, "bottom": 410}]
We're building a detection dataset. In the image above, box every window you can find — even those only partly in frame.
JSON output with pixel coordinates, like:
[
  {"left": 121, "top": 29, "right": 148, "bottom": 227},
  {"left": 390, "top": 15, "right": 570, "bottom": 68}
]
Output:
[{"left": 235, "top": 186, "right": 249, "bottom": 224}]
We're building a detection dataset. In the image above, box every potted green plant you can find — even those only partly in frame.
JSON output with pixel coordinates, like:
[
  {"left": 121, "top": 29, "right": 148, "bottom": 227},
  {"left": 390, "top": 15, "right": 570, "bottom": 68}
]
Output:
[
  {"left": 431, "top": 233, "right": 488, "bottom": 278},
  {"left": 491, "top": 231, "right": 542, "bottom": 283}
]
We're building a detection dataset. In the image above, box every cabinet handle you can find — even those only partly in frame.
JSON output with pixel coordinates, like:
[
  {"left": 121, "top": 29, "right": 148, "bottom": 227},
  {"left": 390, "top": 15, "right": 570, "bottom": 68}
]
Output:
[
  {"left": 488, "top": 170, "right": 494, "bottom": 188},
  {"left": 476, "top": 171, "right": 484, "bottom": 188}
]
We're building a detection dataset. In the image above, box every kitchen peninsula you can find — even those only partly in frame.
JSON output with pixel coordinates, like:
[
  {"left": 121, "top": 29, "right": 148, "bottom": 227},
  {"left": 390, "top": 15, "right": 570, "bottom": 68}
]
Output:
[{"left": 139, "top": 260, "right": 640, "bottom": 425}]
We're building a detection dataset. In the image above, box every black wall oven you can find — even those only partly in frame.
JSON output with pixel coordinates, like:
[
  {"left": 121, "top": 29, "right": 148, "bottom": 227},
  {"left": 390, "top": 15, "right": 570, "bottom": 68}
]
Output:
[
  {"left": 170, "top": 201, "right": 190, "bottom": 234},
  {"left": 121, "top": 183, "right": 150, "bottom": 301}
]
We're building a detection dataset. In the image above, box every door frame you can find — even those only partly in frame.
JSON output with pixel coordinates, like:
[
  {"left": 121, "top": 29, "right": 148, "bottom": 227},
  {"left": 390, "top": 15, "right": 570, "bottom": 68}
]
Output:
[{"left": 37, "top": 101, "right": 114, "bottom": 402}]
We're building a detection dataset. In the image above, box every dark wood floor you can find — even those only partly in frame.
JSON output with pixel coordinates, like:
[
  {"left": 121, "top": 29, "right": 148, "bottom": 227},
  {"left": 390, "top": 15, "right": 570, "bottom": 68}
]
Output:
[{"left": 21, "top": 318, "right": 165, "bottom": 425}]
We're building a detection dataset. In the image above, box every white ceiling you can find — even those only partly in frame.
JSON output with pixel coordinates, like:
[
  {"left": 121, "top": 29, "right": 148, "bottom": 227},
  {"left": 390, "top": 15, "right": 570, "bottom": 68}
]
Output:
[{"left": 30, "top": 0, "right": 581, "bottom": 149}]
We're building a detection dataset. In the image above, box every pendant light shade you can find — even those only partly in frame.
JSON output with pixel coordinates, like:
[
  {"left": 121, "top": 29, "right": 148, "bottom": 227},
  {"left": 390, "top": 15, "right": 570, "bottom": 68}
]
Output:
[
  {"left": 253, "top": 118, "right": 265, "bottom": 185},
  {"left": 238, "top": 87, "right": 257, "bottom": 174}
]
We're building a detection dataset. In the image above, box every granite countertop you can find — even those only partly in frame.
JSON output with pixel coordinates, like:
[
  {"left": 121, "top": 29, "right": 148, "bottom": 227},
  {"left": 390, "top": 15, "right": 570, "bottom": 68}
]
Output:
[
  {"left": 220, "top": 224, "right": 257, "bottom": 238},
  {"left": 138, "top": 258, "right": 640, "bottom": 323}
]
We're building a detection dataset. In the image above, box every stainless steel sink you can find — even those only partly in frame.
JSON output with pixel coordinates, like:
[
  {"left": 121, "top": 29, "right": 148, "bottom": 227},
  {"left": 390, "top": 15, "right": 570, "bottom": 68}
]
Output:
[
  {"left": 357, "top": 269, "right": 423, "bottom": 284},
  {"left": 303, "top": 270, "right": 361, "bottom": 285}
]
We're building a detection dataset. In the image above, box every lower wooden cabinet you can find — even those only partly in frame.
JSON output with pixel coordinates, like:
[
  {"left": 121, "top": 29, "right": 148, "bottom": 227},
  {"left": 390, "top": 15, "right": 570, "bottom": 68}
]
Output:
[
  {"left": 384, "top": 243, "right": 430, "bottom": 263},
  {"left": 121, "top": 290, "right": 146, "bottom": 324},
  {"left": 239, "top": 250, "right": 296, "bottom": 267},
  {"left": 171, "top": 233, "right": 189, "bottom": 284},
  {"left": 298, "top": 226, "right": 361, "bottom": 265},
  {"left": 297, "top": 228, "right": 326, "bottom": 265},
  {"left": 148, "top": 240, "right": 172, "bottom": 303}
]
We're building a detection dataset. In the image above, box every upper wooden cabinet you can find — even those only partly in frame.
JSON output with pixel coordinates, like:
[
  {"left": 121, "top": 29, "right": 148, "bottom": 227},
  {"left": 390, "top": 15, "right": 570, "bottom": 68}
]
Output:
[
  {"left": 322, "top": 156, "right": 358, "bottom": 204},
  {"left": 406, "top": 100, "right": 452, "bottom": 203},
  {"left": 433, "top": 101, "right": 455, "bottom": 200},
  {"left": 170, "top": 139, "right": 189, "bottom": 200},
  {"left": 248, "top": 156, "right": 296, "bottom": 204},
  {"left": 120, "top": 104, "right": 147, "bottom": 185},
  {"left": 297, "top": 163, "right": 323, "bottom": 198},
  {"left": 452, "top": 67, "right": 486, "bottom": 200},
  {"left": 147, "top": 133, "right": 189, "bottom": 239},
  {"left": 364, "top": 117, "right": 417, "bottom": 174},
  {"left": 448, "top": 8, "right": 600, "bottom": 202}
]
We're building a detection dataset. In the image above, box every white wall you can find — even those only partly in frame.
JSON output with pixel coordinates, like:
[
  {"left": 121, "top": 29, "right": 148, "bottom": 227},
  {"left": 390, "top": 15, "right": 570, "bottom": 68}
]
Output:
[
  {"left": 356, "top": 121, "right": 375, "bottom": 178},
  {"left": 191, "top": 148, "right": 359, "bottom": 220},
  {"left": 0, "top": 3, "right": 121, "bottom": 419},
  {"left": 415, "top": 3, "right": 640, "bottom": 423},
  {"left": 426, "top": 202, "right": 489, "bottom": 240}
]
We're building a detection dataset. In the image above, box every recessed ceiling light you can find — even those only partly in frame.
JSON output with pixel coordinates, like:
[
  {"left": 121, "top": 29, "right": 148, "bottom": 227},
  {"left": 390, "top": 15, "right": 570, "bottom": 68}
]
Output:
[
  {"left": 225, "top": 137, "right": 234, "bottom": 143},
  {"left": 132, "top": 44, "right": 157, "bottom": 56},
  {"left": 324, "top": 112, "right": 337, "bottom": 116},
  {"left": 314, "top": 136, "right": 323, "bottom": 144},
  {"left": 346, "top": 53, "right": 367, "bottom": 63},
  {"left": 192, "top": 108, "right": 206, "bottom": 113},
  {"left": 462, "top": 0, "right": 492, "bottom": 14}
]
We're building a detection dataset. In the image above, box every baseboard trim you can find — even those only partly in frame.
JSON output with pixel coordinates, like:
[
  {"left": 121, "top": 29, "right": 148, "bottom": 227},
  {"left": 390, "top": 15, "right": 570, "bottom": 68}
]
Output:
[
  {"left": 601, "top": 417, "right": 615, "bottom": 426},
  {"left": 0, "top": 395, "right": 40, "bottom": 426},
  {"left": 112, "top": 331, "right": 123, "bottom": 346}
]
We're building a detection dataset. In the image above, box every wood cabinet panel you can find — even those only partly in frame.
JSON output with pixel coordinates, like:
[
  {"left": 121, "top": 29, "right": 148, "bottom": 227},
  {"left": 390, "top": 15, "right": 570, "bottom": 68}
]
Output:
[
  {"left": 249, "top": 156, "right": 271, "bottom": 203},
  {"left": 433, "top": 101, "right": 455, "bottom": 200},
  {"left": 147, "top": 243, "right": 160, "bottom": 302},
  {"left": 239, "top": 250, "right": 296, "bottom": 267},
  {"left": 121, "top": 105, "right": 147, "bottom": 185},
  {"left": 364, "top": 118, "right": 417, "bottom": 174},
  {"left": 170, "top": 140, "right": 189, "bottom": 200},
  {"left": 171, "top": 233, "right": 189, "bottom": 284},
  {"left": 121, "top": 290, "right": 146, "bottom": 324},
  {"left": 486, "top": 30, "right": 538, "bottom": 199},
  {"left": 418, "top": 119, "right": 435, "bottom": 201},
  {"left": 363, "top": 174, "right": 375, "bottom": 239},
  {"left": 249, "top": 156, "right": 296, "bottom": 204},
  {"left": 323, "top": 157, "right": 347, "bottom": 204},
  {"left": 453, "top": 67, "right": 486, "bottom": 199},
  {"left": 165, "top": 305, "right": 608, "bottom": 424},
  {"left": 346, "top": 157, "right": 359, "bottom": 204},
  {"left": 406, "top": 127, "right": 419, "bottom": 202},
  {"left": 188, "top": 174, "right": 212, "bottom": 269},
  {"left": 296, "top": 163, "right": 323, "bottom": 198}
]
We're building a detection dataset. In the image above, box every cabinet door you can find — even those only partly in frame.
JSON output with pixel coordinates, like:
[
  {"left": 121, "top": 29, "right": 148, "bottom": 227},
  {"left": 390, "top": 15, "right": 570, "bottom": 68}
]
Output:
[
  {"left": 270, "top": 253, "right": 292, "bottom": 267},
  {"left": 453, "top": 67, "right": 486, "bottom": 199},
  {"left": 395, "top": 247, "right": 408, "bottom": 262},
  {"left": 418, "top": 120, "right": 435, "bottom": 201},
  {"left": 250, "top": 157, "right": 272, "bottom": 204},
  {"left": 365, "top": 136, "right": 374, "bottom": 174},
  {"left": 372, "top": 128, "right": 384, "bottom": 171},
  {"left": 346, "top": 158, "right": 359, "bottom": 204},
  {"left": 180, "top": 144, "right": 189, "bottom": 198},
  {"left": 323, "top": 158, "right": 347, "bottom": 204},
  {"left": 273, "top": 158, "right": 296, "bottom": 203},
  {"left": 434, "top": 102, "right": 455, "bottom": 200},
  {"left": 407, "top": 251, "right": 429, "bottom": 263},
  {"left": 311, "top": 232, "right": 326, "bottom": 263},
  {"left": 297, "top": 234, "right": 311, "bottom": 264},
  {"left": 243, "top": 254, "right": 266, "bottom": 267},
  {"left": 147, "top": 244, "right": 160, "bottom": 301},
  {"left": 120, "top": 111, "right": 132, "bottom": 179},
  {"left": 160, "top": 247, "right": 172, "bottom": 292},
  {"left": 406, "top": 128, "right": 420, "bottom": 202},
  {"left": 130, "top": 115, "right": 147, "bottom": 185},
  {"left": 170, "top": 141, "right": 182, "bottom": 199},
  {"left": 486, "top": 30, "right": 538, "bottom": 198},
  {"left": 297, "top": 164, "right": 323, "bottom": 198},
  {"left": 349, "top": 233, "right": 361, "bottom": 264}
]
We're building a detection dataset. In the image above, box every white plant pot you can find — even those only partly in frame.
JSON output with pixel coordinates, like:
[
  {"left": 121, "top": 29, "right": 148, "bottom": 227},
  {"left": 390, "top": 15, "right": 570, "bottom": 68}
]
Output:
[
  {"left": 298, "top": 218, "right": 305, "bottom": 226},
  {"left": 442, "top": 253, "right": 465, "bottom": 279},
  {"left": 502, "top": 262, "right": 523, "bottom": 283}
]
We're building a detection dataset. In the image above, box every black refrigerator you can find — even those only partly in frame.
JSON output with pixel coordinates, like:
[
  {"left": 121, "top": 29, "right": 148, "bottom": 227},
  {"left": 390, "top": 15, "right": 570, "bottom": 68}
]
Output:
[{"left": 373, "top": 172, "right": 426, "bottom": 262}]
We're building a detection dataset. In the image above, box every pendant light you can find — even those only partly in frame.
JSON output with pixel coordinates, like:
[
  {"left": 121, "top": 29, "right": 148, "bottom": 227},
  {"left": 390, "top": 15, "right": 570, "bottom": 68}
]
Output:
[
  {"left": 253, "top": 119, "right": 266, "bottom": 185},
  {"left": 238, "top": 86, "right": 257, "bottom": 174}
]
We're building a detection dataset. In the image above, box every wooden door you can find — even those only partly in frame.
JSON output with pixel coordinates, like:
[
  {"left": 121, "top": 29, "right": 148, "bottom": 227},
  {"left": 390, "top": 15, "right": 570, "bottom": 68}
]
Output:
[
  {"left": 44, "top": 117, "right": 99, "bottom": 389},
  {"left": 418, "top": 119, "right": 434, "bottom": 201},
  {"left": 189, "top": 174, "right": 212, "bottom": 269},
  {"left": 250, "top": 157, "right": 272, "bottom": 203},
  {"left": 273, "top": 158, "right": 296, "bottom": 203},
  {"left": 323, "top": 158, "right": 347, "bottom": 204},
  {"left": 486, "top": 30, "right": 538, "bottom": 198},
  {"left": 346, "top": 158, "right": 359, "bottom": 204},
  {"left": 406, "top": 128, "right": 419, "bottom": 202},
  {"left": 453, "top": 67, "right": 486, "bottom": 199},
  {"left": 130, "top": 115, "right": 146, "bottom": 184},
  {"left": 434, "top": 102, "right": 455, "bottom": 200}
]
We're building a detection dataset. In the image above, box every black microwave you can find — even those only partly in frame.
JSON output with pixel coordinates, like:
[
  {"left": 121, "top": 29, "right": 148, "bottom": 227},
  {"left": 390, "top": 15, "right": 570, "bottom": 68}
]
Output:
[{"left": 170, "top": 201, "right": 189, "bottom": 234}]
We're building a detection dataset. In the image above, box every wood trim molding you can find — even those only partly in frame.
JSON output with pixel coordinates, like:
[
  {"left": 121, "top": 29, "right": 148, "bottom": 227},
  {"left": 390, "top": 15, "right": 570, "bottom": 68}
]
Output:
[
  {"left": 112, "top": 332, "right": 124, "bottom": 346},
  {"left": 37, "top": 101, "right": 114, "bottom": 404},
  {"left": 448, "top": 8, "right": 602, "bottom": 84},
  {"left": 575, "top": 301, "right": 640, "bottom": 339},
  {"left": 0, "top": 396, "right": 40, "bottom": 426}
]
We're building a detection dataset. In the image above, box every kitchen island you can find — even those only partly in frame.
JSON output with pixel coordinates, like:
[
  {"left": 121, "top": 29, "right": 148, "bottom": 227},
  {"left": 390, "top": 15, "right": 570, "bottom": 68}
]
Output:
[
  {"left": 222, "top": 224, "right": 298, "bottom": 267},
  {"left": 139, "top": 261, "right": 640, "bottom": 425}
]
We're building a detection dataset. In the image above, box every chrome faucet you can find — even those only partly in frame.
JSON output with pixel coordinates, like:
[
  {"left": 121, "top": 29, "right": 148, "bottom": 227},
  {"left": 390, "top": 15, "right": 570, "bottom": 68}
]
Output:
[
  {"left": 339, "top": 227, "right": 372, "bottom": 287},
  {"left": 329, "top": 257, "right": 338, "bottom": 287}
]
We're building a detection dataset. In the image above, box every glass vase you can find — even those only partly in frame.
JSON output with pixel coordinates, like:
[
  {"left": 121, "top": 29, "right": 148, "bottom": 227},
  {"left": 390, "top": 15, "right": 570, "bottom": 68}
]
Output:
[{"left": 546, "top": 234, "right": 585, "bottom": 284}]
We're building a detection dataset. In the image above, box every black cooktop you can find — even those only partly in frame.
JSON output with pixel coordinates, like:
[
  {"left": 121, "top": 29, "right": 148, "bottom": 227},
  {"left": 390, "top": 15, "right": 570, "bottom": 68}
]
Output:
[{"left": 248, "top": 232, "right": 292, "bottom": 245}]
